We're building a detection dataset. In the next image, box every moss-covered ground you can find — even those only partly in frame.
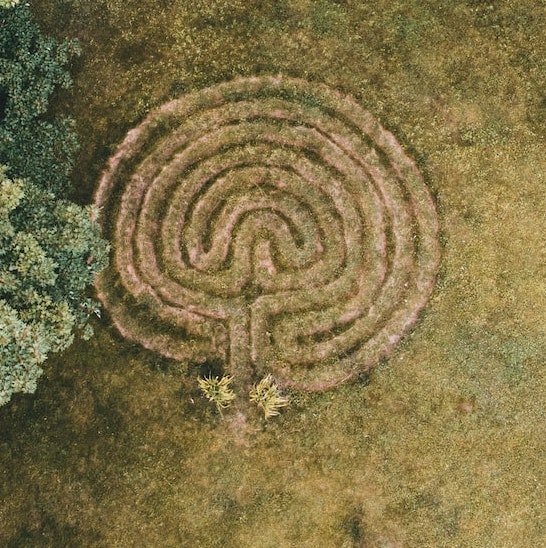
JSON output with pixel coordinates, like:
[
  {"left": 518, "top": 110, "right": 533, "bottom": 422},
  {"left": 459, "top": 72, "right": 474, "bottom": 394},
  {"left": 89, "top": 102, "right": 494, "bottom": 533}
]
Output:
[{"left": 1, "top": 1, "right": 546, "bottom": 545}]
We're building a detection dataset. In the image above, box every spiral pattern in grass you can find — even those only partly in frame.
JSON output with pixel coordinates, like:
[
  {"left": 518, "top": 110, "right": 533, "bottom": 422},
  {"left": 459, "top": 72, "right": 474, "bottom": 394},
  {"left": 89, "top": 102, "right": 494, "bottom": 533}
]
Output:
[{"left": 95, "top": 76, "right": 440, "bottom": 391}]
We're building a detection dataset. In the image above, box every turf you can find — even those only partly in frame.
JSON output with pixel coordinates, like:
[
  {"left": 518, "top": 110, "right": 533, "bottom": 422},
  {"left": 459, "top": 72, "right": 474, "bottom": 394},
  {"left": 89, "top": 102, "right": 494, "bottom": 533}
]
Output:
[{"left": 1, "top": 1, "right": 545, "bottom": 546}]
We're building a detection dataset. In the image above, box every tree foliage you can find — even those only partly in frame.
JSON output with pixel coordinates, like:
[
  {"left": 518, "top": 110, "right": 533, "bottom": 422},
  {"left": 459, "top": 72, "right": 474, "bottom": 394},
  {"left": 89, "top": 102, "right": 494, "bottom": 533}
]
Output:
[
  {"left": 0, "top": 2, "right": 80, "bottom": 195},
  {"left": 0, "top": 1, "right": 20, "bottom": 9},
  {"left": 0, "top": 166, "right": 109, "bottom": 406}
]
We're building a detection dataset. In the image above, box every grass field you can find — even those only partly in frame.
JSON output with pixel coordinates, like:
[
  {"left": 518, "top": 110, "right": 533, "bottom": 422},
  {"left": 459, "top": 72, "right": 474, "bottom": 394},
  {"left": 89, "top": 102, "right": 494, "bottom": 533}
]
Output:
[{"left": 1, "top": 1, "right": 545, "bottom": 546}]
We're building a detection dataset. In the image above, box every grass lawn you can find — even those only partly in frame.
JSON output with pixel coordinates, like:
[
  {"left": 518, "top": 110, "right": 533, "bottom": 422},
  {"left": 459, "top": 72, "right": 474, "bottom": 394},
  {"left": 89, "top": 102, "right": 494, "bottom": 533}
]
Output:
[{"left": 1, "top": 1, "right": 546, "bottom": 545}]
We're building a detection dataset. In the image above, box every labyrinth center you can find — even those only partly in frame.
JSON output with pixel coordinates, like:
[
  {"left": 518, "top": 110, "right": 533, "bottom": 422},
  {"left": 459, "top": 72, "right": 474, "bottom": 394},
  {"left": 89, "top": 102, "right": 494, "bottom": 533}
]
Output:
[{"left": 94, "top": 76, "right": 440, "bottom": 391}]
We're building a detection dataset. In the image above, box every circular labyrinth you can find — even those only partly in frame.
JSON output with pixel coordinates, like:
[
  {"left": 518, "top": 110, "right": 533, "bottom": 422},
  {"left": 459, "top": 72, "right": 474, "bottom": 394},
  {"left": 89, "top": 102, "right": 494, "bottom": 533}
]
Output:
[{"left": 95, "top": 76, "right": 440, "bottom": 391}]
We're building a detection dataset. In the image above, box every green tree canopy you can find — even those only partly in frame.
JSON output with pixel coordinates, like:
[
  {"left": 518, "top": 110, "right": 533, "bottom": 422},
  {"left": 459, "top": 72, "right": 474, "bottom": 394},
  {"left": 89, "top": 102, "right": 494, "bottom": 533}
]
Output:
[
  {"left": 0, "top": 1, "right": 20, "bottom": 8},
  {"left": 0, "top": 2, "right": 80, "bottom": 195},
  {"left": 0, "top": 166, "right": 109, "bottom": 406}
]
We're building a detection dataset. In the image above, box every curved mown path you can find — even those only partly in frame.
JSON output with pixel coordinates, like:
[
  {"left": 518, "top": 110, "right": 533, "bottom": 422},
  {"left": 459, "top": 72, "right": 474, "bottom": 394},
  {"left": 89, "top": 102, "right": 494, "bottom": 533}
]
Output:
[{"left": 95, "top": 76, "right": 440, "bottom": 391}]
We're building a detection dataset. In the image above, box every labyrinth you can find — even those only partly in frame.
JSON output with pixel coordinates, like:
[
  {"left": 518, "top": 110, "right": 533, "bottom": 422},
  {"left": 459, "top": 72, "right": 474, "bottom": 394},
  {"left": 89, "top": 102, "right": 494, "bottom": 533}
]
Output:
[{"left": 94, "top": 76, "right": 440, "bottom": 392}]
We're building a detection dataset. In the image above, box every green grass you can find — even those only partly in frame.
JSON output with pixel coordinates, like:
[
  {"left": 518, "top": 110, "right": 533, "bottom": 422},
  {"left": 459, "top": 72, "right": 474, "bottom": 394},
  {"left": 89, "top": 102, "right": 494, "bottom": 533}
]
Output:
[{"left": 1, "top": 0, "right": 546, "bottom": 545}]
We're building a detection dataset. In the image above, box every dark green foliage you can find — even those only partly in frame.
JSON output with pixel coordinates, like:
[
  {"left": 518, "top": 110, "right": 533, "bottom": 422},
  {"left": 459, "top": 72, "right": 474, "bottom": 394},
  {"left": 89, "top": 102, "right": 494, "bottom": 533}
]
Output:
[
  {"left": 0, "top": 4, "right": 110, "bottom": 406},
  {"left": 0, "top": 166, "right": 109, "bottom": 405},
  {"left": 0, "top": 3, "right": 80, "bottom": 195}
]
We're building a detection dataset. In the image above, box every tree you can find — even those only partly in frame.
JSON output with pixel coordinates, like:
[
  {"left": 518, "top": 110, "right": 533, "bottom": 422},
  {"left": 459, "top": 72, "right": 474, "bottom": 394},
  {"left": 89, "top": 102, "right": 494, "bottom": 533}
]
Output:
[
  {"left": 0, "top": 1, "right": 20, "bottom": 9},
  {"left": 0, "top": 166, "right": 109, "bottom": 406},
  {"left": 0, "top": 2, "right": 80, "bottom": 195}
]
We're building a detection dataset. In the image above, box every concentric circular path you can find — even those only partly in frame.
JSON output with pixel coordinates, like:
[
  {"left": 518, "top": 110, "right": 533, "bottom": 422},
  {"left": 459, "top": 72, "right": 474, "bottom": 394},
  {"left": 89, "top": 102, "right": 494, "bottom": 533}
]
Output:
[{"left": 95, "top": 76, "right": 440, "bottom": 391}]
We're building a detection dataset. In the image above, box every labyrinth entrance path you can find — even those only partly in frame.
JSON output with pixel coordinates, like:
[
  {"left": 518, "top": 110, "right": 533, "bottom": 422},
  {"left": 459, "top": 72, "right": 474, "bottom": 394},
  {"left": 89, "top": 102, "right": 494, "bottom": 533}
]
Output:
[{"left": 94, "top": 76, "right": 440, "bottom": 392}]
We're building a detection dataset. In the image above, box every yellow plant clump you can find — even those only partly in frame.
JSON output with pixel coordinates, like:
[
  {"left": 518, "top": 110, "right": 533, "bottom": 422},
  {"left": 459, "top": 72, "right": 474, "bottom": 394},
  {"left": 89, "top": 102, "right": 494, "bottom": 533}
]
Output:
[
  {"left": 249, "top": 375, "right": 289, "bottom": 419},
  {"left": 197, "top": 374, "right": 236, "bottom": 414}
]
